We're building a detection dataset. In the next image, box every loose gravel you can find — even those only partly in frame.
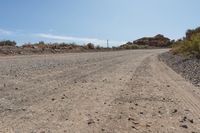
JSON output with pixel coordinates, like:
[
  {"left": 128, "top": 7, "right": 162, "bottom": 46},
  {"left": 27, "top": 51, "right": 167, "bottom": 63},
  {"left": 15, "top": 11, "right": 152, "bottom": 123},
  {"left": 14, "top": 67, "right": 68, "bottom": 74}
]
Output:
[{"left": 159, "top": 52, "right": 200, "bottom": 86}]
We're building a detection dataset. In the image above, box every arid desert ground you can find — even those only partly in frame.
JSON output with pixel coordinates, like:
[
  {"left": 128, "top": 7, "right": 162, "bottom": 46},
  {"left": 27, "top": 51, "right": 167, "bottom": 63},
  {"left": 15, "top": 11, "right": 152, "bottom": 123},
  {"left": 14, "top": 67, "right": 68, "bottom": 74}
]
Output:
[{"left": 0, "top": 49, "right": 200, "bottom": 133}]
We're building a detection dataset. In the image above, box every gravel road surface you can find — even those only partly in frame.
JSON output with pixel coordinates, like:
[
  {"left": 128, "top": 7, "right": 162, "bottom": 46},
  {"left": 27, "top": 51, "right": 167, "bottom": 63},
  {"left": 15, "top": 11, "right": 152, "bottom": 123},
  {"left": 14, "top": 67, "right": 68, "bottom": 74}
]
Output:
[{"left": 0, "top": 49, "right": 200, "bottom": 133}]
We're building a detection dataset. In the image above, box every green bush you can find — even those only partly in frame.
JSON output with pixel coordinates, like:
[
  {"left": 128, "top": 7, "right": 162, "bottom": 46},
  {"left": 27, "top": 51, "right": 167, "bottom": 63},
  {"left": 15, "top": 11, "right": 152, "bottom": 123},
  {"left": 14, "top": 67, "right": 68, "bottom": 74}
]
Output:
[
  {"left": 86, "top": 43, "right": 95, "bottom": 49},
  {"left": 0, "top": 40, "right": 16, "bottom": 46},
  {"left": 172, "top": 33, "right": 200, "bottom": 58}
]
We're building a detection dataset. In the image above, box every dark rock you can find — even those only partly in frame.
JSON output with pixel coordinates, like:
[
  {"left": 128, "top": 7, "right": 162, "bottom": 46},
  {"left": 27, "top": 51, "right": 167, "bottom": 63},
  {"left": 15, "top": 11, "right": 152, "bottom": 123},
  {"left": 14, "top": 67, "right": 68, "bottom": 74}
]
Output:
[
  {"left": 189, "top": 119, "right": 194, "bottom": 124},
  {"left": 128, "top": 117, "right": 135, "bottom": 121},
  {"left": 139, "top": 112, "right": 144, "bottom": 115},
  {"left": 87, "top": 119, "right": 95, "bottom": 125},
  {"left": 167, "top": 85, "right": 170, "bottom": 87},
  {"left": 172, "top": 109, "right": 178, "bottom": 113},
  {"left": 131, "top": 126, "right": 138, "bottom": 130},
  {"left": 180, "top": 124, "right": 188, "bottom": 129}
]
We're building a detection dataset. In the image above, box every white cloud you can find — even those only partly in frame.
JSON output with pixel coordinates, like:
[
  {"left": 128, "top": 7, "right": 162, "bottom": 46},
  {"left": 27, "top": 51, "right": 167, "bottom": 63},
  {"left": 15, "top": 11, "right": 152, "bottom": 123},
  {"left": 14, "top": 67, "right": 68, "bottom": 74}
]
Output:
[
  {"left": 35, "top": 33, "right": 105, "bottom": 44},
  {"left": 35, "top": 33, "right": 125, "bottom": 46},
  {"left": 0, "top": 28, "right": 13, "bottom": 35}
]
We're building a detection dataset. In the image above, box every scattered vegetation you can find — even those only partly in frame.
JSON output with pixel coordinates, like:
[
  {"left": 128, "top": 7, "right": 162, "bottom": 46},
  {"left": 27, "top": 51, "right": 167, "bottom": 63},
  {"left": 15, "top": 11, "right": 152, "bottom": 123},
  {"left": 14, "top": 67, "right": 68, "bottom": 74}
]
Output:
[
  {"left": 22, "top": 42, "right": 82, "bottom": 50},
  {"left": 0, "top": 40, "right": 16, "bottom": 47},
  {"left": 120, "top": 44, "right": 148, "bottom": 49},
  {"left": 172, "top": 27, "right": 200, "bottom": 59},
  {"left": 85, "top": 43, "right": 95, "bottom": 49}
]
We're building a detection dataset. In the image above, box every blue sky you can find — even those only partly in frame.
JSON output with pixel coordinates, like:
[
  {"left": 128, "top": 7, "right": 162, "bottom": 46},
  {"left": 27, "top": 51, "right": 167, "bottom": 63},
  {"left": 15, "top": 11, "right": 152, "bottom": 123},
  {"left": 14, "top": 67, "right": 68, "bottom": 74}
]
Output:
[{"left": 0, "top": 0, "right": 200, "bottom": 46}]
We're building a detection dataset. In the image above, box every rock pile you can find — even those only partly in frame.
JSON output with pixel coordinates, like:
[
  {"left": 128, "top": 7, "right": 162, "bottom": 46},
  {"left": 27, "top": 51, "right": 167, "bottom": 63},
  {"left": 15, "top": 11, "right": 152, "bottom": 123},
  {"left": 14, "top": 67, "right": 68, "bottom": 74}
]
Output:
[{"left": 159, "top": 52, "right": 200, "bottom": 86}]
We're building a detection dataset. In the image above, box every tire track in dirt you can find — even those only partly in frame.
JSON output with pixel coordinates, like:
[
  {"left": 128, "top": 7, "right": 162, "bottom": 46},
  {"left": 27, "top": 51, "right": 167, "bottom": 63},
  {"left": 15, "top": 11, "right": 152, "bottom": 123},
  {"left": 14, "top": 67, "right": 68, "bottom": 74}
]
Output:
[
  {"left": 0, "top": 53, "right": 128, "bottom": 129},
  {"left": 1, "top": 49, "right": 200, "bottom": 133}
]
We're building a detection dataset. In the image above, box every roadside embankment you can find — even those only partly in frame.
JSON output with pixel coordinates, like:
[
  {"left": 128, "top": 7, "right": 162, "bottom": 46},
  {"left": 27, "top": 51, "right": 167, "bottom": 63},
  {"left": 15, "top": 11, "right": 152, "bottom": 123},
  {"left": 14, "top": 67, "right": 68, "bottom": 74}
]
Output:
[{"left": 159, "top": 52, "right": 200, "bottom": 86}]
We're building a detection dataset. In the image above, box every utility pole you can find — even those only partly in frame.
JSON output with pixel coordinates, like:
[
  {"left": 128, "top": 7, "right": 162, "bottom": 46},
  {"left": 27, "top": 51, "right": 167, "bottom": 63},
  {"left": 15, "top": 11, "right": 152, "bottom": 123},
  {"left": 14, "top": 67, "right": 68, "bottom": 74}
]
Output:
[{"left": 107, "top": 40, "right": 109, "bottom": 48}]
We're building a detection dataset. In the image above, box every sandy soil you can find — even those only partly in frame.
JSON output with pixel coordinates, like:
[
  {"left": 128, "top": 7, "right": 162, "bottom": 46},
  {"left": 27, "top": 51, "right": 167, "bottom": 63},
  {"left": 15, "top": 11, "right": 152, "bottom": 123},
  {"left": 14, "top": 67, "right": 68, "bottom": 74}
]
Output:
[{"left": 0, "top": 49, "right": 200, "bottom": 133}]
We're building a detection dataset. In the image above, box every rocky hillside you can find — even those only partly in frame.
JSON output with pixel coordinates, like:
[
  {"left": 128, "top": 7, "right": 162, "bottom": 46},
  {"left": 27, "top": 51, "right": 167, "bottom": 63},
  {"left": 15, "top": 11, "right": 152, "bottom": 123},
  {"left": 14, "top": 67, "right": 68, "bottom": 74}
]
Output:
[{"left": 121, "top": 34, "right": 172, "bottom": 49}]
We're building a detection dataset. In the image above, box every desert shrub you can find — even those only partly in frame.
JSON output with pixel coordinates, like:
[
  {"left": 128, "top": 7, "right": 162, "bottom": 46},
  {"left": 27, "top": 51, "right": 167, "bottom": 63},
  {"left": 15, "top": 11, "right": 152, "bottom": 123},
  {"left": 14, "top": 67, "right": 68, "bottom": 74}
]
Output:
[
  {"left": 86, "top": 43, "right": 95, "bottom": 49},
  {"left": 186, "top": 27, "right": 200, "bottom": 40},
  {"left": 96, "top": 45, "right": 103, "bottom": 50},
  {"left": 0, "top": 40, "right": 16, "bottom": 46},
  {"left": 123, "top": 44, "right": 148, "bottom": 49},
  {"left": 172, "top": 33, "right": 200, "bottom": 58}
]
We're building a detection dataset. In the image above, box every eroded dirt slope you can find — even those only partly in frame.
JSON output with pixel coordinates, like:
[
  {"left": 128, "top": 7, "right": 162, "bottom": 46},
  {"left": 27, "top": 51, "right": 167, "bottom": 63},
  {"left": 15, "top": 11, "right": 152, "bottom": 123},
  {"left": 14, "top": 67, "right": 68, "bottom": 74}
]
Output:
[{"left": 0, "top": 50, "right": 200, "bottom": 133}]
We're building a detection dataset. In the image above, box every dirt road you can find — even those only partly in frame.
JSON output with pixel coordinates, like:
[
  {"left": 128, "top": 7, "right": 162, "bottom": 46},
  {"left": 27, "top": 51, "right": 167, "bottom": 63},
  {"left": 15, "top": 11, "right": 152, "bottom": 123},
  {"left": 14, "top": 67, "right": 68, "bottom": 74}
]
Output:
[{"left": 0, "top": 49, "right": 200, "bottom": 133}]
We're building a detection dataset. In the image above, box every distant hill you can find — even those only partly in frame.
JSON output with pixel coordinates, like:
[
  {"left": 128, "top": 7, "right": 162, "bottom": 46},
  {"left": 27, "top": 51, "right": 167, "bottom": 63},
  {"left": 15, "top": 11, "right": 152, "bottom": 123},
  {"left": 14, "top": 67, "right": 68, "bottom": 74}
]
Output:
[{"left": 120, "top": 34, "right": 172, "bottom": 49}]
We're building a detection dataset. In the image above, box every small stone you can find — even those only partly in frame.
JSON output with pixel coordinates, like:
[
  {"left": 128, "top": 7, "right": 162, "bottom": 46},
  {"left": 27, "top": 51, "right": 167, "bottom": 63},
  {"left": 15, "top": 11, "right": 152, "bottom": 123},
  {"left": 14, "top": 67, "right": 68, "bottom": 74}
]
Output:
[
  {"left": 139, "top": 112, "right": 144, "bottom": 115},
  {"left": 87, "top": 119, "right": 95, "bottom": 125},
  {"left": 172, "top": 109, "right": 178, "bottom": 113},
  {"left": 189, "top": 119, "right": 194, "bottom": 123},
  {"left": 183, "top": 116, "right": 187, "bottom": 121},
  {"left": 131, "top": 126, "right": 138, "bottom": 130},
  {"left": 146, "top": 124, "right": 151, "bottom": 127},
  {"left": 163, "top": 98, "right": 166, "bottom": 100},
  {"left": 128, "top": 117, "right": 134, "bottom": 121},
  {"left": 167, "top": 85, "right": 170, "bottom": 87},
  {"left": 51, "top": 98, "right": 55, "bottom": 101},
  {"left": 180, "top": 124, "right": 188, "bottom": 129}
]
